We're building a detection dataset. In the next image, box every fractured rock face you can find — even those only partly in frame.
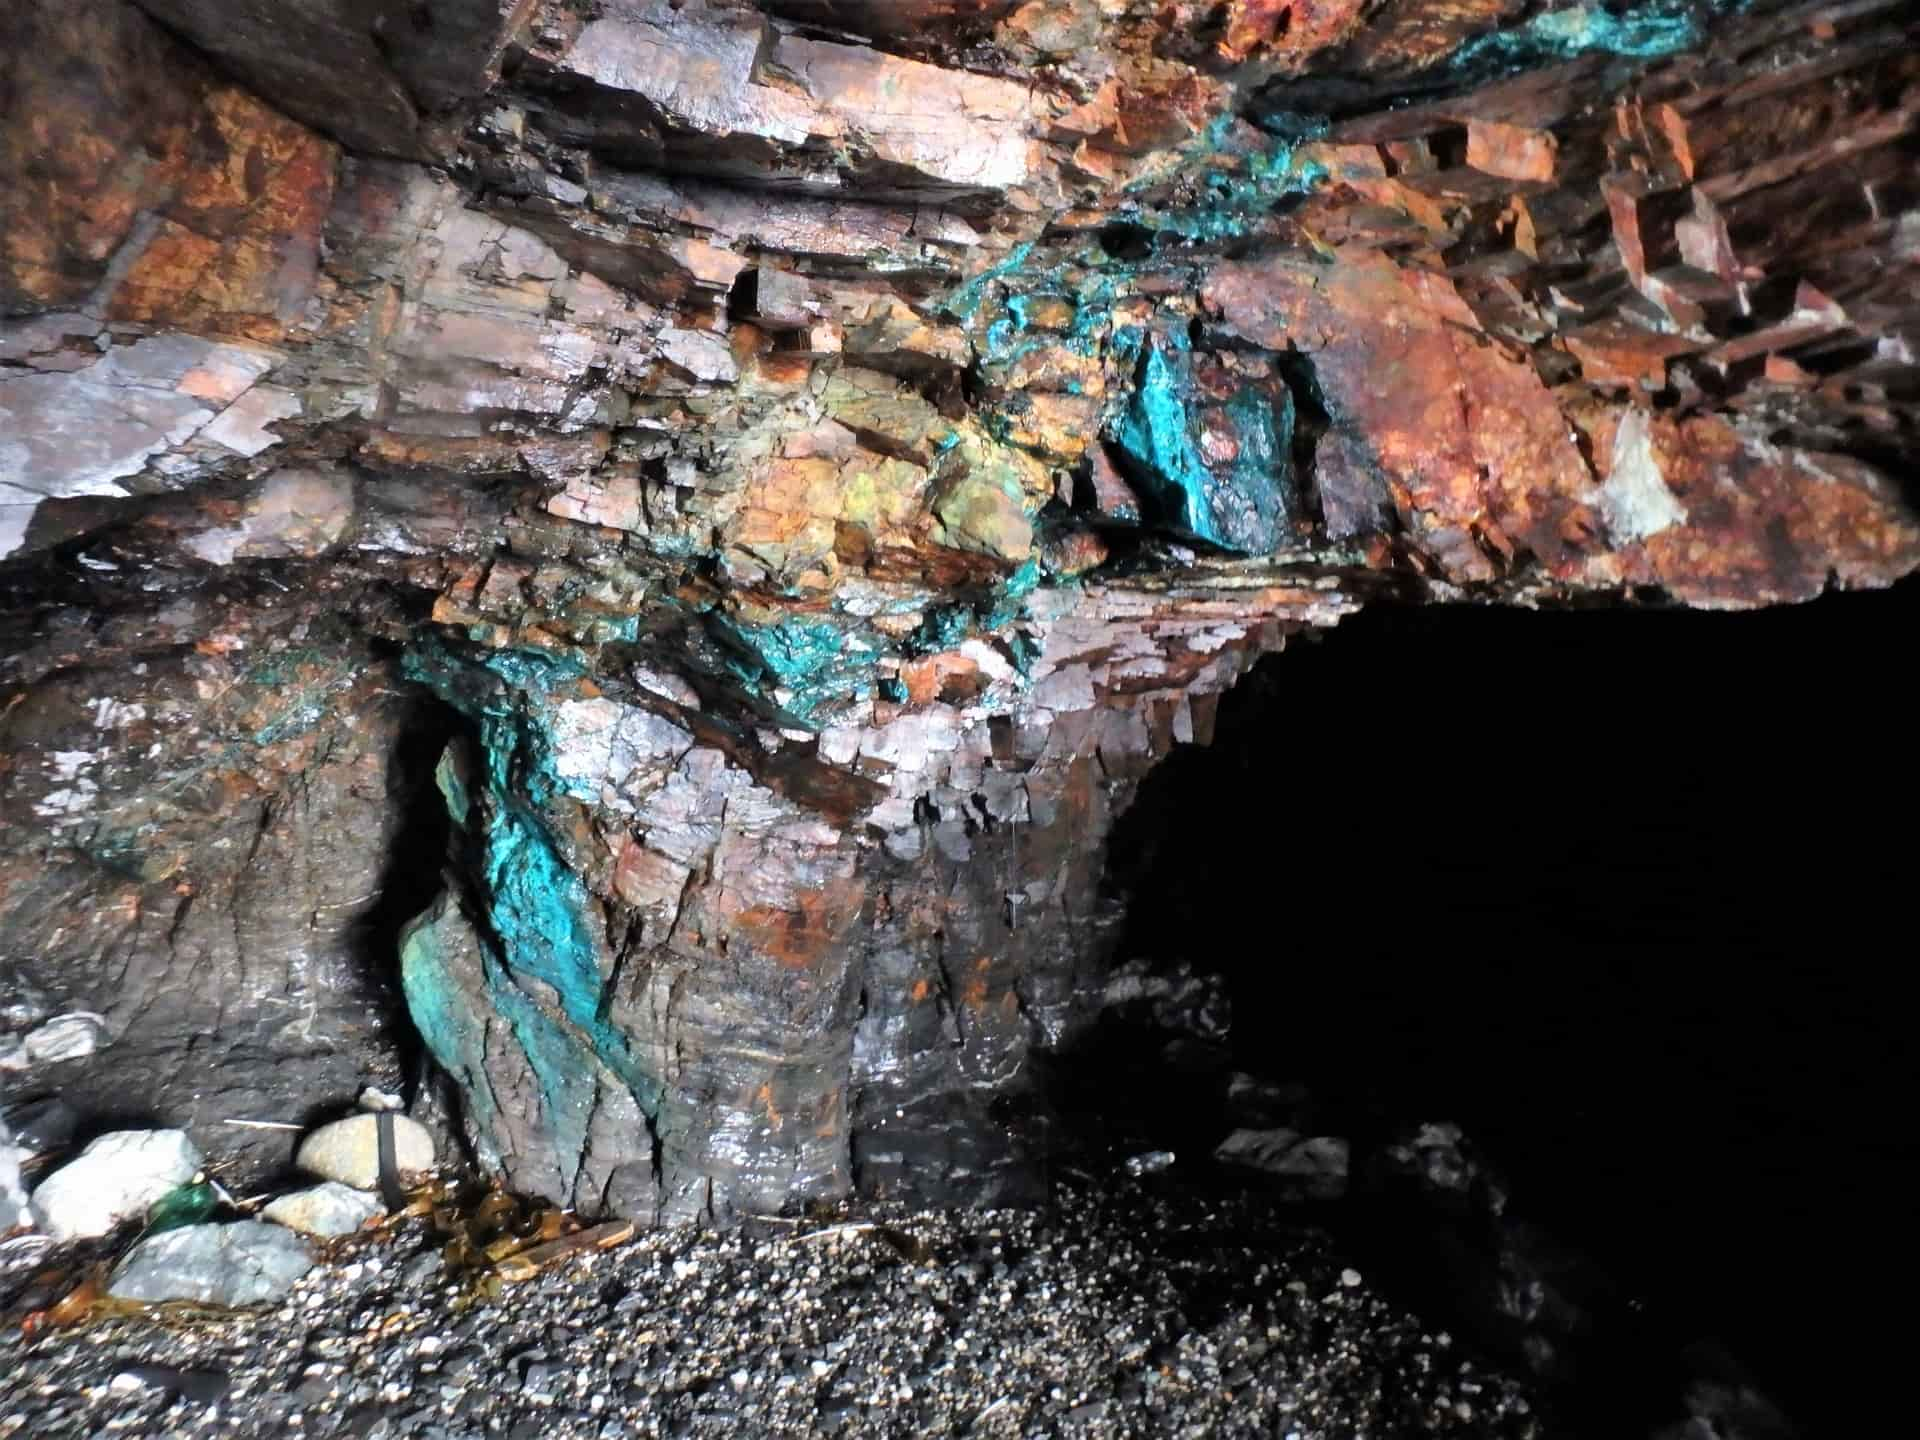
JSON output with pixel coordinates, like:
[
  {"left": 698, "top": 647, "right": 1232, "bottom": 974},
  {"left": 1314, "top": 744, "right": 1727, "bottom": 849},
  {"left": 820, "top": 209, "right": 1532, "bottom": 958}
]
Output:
[
  {"left": 515, "top": 0, "right": 1042, "bottom": 204},
  {"left": 0, "top": 606, "right": 437, "bottom": 1176},
  {"left": 2, "top": 0, "right": 1916, "bottom": 1223},
  {"left": 127, "top": 1, "right": 535, "bottom": 158}
]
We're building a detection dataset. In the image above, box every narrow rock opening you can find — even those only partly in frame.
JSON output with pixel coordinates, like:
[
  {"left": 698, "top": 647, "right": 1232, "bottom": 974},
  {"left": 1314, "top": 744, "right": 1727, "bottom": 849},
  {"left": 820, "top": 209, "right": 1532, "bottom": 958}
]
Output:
[{"left": 350, "top": 685, "right": 467, "bottom": 1107}]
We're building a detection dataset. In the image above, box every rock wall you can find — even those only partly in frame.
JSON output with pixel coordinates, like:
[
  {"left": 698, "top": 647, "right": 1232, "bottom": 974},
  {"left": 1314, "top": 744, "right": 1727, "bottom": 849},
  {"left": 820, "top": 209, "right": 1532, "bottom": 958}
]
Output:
[{"left": 3, "top": 0, "right": 1916, "bottom": 1219}]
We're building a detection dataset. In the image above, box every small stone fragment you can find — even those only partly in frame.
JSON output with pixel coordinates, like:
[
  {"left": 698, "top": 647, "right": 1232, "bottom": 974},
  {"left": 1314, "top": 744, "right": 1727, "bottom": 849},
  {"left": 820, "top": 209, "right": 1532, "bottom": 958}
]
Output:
[
  {"left": 0, "top": 1116, "right": 29, "bottom": 1233},
  {"left": 19, "top": 1012, "right": 108, "bottom": 1065},
  {"left": 295, "top": 1113, "right": 434, "bottom": 1191},
  {"left": 107, "top": 1366, "right": 230, "bottom": 1405},
  {"left": 27, "top": 1129, "right": 203, "bottom": 1242},
  {"left": 261, "top": 1181, "right": 385, "bottom": 1238},
  {"left": 1465, "top": 119, "right": 1558, "bottom": 182},
  {"left": 109, "top": 1220, "right": 314, "bottom": 1306},
  {"left": 1213, "top": 1129, "right": 1350, "bottom": 1199}
]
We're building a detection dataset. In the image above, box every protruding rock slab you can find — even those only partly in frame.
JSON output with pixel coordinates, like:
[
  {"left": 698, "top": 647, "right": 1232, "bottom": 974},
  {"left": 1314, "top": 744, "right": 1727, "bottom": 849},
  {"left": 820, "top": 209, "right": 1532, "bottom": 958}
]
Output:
[
  {"left": 295, "top": 1114, "right": 435, "bottom": 1191},
  {"left": 128, "top": 0, "right": 535, "bottom": 157},
  {"left": 109, "top": 1221, "right": 314, "bottom": 1306},
  {"left": 28, "top": 1130, "right": 202, "bottom": 1242},
  {"left": 0, "top": 1012, "right": 108, "bottom": 1071}
]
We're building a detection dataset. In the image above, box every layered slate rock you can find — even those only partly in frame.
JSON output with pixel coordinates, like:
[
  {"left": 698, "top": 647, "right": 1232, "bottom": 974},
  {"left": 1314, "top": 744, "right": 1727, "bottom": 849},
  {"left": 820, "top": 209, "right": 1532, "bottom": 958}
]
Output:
[
  {"left": 2, "top": 0, "right": 1916, "bottom": 1220},
  {"left": 125, "top": 1, "right": 535, "bottom": 158}
]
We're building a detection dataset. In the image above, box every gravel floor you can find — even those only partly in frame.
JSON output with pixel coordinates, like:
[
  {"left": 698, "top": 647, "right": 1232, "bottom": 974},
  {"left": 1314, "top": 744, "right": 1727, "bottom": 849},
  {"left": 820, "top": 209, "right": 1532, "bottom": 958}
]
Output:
[{"left": 0, "top": 1183, "right": 1539, "bottom": 1439}]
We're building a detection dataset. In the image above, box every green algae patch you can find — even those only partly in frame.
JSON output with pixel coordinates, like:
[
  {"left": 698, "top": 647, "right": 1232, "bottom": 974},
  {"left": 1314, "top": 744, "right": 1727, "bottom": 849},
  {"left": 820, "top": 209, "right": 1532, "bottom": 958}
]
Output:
[
  {"left": 905, "top": 556, "right": 1044, "bottom": 669},
  {"left": 1139, "top": 116, "right": 1330, "bottom": 245},
  {"left": 1113, "top": 344, "right": 1217, "bottom": 541},
  {"left": 940, "top": 241, "right": 1037, "bottom": 323},
  {"left": 930, "top": 115, "right": 1328, "bottom": 564}
]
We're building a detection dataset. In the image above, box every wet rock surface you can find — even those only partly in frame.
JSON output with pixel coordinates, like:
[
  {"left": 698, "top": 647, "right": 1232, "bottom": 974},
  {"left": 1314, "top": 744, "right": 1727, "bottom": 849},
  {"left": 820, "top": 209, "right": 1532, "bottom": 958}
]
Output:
[
  {"left": 0, "top": 1121, "right": 26, "bottom": 1236},
  {"left": 0, "top": 1185, "right": 1540, "bottom": 1439}
]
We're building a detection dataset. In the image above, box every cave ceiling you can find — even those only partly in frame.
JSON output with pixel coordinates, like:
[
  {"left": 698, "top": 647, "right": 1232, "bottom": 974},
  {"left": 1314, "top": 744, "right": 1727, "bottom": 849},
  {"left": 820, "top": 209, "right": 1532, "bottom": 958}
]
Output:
[{"left": 1, "top": 0, "right": 1915, "bottom": 1219}]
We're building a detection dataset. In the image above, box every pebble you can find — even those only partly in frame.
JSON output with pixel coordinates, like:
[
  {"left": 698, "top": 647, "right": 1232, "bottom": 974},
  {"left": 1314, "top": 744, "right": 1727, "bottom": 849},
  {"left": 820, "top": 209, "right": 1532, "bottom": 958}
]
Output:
[
  {"left": 262, "top": 1182, "right": 385, "bottom": 1239},
  {"left": 0, "top": 1118, "right": 27, "bottom": 1234},
  {"left": 0, "top": 1013, "right": 109, "bottom": 1069},
  {"left": 295, "top": 1114, "right": 435, "bottom": 1191},
  {"left": 105, "top": 1365, "right": 229, "bottom": 1405},
  {"left": 27, "top": 1129, "right": 202, "bottom": 1242}
]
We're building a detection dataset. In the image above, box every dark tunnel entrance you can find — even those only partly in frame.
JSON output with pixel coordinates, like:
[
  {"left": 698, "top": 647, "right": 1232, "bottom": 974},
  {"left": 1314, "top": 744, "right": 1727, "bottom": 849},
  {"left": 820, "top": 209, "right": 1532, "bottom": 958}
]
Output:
[{"left": 1073, "top": 582, "right": 1919, "bottom": 1438}]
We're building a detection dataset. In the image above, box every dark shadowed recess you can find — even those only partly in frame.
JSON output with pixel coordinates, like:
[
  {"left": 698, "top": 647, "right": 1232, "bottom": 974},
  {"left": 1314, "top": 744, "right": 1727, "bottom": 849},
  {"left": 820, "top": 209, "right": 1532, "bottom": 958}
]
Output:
[
  {"left": 1094, "top": 581, "right": 1918, "bottom": 1436},
  {"left": 351, "top": 681, "right": 464, "bottom": 1104}
]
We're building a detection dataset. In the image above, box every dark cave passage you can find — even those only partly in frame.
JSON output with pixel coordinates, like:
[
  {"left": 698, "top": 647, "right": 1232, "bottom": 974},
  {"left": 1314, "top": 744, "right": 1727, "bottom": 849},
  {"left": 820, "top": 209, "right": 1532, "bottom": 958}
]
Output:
[
  {"left": 350, "top": 686, "right": 467, "bottom": 1107},
  {"left": 1091, "top": 583, "right": 1920, "bottom": 1436}
]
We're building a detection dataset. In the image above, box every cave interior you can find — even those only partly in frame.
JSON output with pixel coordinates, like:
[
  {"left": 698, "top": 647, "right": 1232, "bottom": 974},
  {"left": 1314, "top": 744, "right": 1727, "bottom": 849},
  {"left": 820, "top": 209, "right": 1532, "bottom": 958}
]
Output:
[{"left": 2, "top": 0, "right": 1918, "bottom": 1433}]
